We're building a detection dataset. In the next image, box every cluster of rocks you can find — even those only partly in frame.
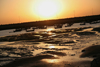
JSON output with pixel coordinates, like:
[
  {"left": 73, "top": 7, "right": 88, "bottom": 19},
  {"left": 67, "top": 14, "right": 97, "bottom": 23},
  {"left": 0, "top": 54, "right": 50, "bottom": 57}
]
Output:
[
  {"left": 0, "top": 46, "right": 34, "bottom": 58},
  {"left": 0, "top": 32, "right": 54, "bottom": 42}
]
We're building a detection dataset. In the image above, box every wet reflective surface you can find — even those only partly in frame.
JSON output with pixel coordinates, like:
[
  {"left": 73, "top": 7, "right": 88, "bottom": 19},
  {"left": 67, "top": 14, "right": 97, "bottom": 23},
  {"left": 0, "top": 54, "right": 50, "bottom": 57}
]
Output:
[{"left": 0, "top": 23, "right": 100, "bottom": 67}]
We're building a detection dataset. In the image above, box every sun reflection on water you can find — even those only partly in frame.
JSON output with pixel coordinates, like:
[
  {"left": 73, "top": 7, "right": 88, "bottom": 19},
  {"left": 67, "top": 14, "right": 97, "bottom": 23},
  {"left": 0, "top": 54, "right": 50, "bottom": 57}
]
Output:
[
  {"left": 48, "top": 59, "right": 57, "bottom": 63},
  {"left": 47, "top": 28, "right": 54, "bottom": 31},
  {"left": 42, "top": 59, "right": 59, "bottom": 63},
  {"left": 48, "top": 31, "right": 52, "bottom": 35},
  {"left": 53, "top": 55, "right": 58, "bottom": 57},
  {"left": 49, "top": 46, "right": 55, "bottom": 48}
]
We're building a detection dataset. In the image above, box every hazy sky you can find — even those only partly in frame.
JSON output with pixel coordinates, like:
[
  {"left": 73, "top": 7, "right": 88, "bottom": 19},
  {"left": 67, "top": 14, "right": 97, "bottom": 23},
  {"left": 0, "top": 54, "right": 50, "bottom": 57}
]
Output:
[{"left": 0, "top": 0, "right": 100, "bottom": 24}]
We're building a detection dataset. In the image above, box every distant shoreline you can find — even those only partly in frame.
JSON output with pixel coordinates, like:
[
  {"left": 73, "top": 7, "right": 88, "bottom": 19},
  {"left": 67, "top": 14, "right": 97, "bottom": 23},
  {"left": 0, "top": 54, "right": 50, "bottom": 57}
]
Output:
[{"left": 0, "top": 14, "right": 100, "bottom": 31}]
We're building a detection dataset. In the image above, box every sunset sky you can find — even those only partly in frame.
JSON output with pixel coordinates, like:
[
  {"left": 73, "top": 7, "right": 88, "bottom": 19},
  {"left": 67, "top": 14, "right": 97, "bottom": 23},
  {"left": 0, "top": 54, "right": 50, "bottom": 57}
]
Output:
[{"left": 0, "top": 0, "right": 100, "bottom": 24}]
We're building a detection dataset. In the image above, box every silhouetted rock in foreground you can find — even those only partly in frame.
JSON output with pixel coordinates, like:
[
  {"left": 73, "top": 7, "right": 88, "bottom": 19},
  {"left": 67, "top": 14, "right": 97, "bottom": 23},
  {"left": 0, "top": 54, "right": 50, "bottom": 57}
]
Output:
[
  {"left": 80, "top": 45, "right": 100, "bottom": 58},
  {"left": 80, "top": 45, "right": 100, "bottom": 67}
]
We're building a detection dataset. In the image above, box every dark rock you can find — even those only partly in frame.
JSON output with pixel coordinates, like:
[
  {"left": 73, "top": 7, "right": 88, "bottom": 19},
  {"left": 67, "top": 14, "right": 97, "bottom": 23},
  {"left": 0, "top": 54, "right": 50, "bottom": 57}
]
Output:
[
  {"left": 80, "top": 45, "right": 100, "bottom": 58},
  {"left": 76, "top": 31, "right": 96, "bottom": 35},
  {"left": 92, "top": 27, "right": 100, "bottom": 32},
  {"left": 91, "top": 57, "right": 100, "bottom": 67}
]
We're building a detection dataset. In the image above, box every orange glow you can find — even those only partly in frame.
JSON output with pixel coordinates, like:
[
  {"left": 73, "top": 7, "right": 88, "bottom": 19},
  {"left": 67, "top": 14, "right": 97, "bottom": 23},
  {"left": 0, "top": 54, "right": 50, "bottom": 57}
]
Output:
[
  {"left": 42, "top": 59, "right": 59, "bottom": 63},
  {"left": 0, "top": 0, "right": 100, "bottom": 24},
  {"left": 47, "top": 59, "right": 57, "bottom": 63},
  {"left": 33, "top": 0, "right": 64, "bottom": 20}
]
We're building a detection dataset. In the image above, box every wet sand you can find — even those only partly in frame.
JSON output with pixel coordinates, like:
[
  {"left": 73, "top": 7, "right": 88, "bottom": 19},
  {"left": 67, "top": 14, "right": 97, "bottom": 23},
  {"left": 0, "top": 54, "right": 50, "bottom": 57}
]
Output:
[{"left": 0, "top": 26, "right": 100, "bottom": 67}]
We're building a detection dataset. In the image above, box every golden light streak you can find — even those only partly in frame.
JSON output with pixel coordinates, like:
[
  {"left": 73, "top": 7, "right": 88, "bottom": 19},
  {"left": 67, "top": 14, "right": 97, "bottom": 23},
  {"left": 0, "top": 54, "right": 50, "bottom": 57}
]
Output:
[
  {"left": 42, "top": 59, "right": 59, "bottom": 63},
  {"left": 47, "top": 28, "right": 54, "bottom": 31},
  {"left": 49, "top": 46, "right": 55, "bottom": 48}
]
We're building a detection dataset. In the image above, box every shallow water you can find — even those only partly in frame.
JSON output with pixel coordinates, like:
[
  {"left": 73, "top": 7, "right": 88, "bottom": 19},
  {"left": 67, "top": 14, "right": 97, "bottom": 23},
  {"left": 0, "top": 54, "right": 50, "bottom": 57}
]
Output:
[
  {"left": 0, "top": 22, "right": 100, "bottom": 67},
  {"left": 0, "top": 22, "right": 100, "bottom": 37}
]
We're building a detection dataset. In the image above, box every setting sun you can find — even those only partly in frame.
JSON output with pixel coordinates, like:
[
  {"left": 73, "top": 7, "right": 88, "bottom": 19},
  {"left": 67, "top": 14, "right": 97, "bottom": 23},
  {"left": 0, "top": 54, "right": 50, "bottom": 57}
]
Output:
[{"left": 33, "top": 0, "right": 63, "bottom": 19}]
